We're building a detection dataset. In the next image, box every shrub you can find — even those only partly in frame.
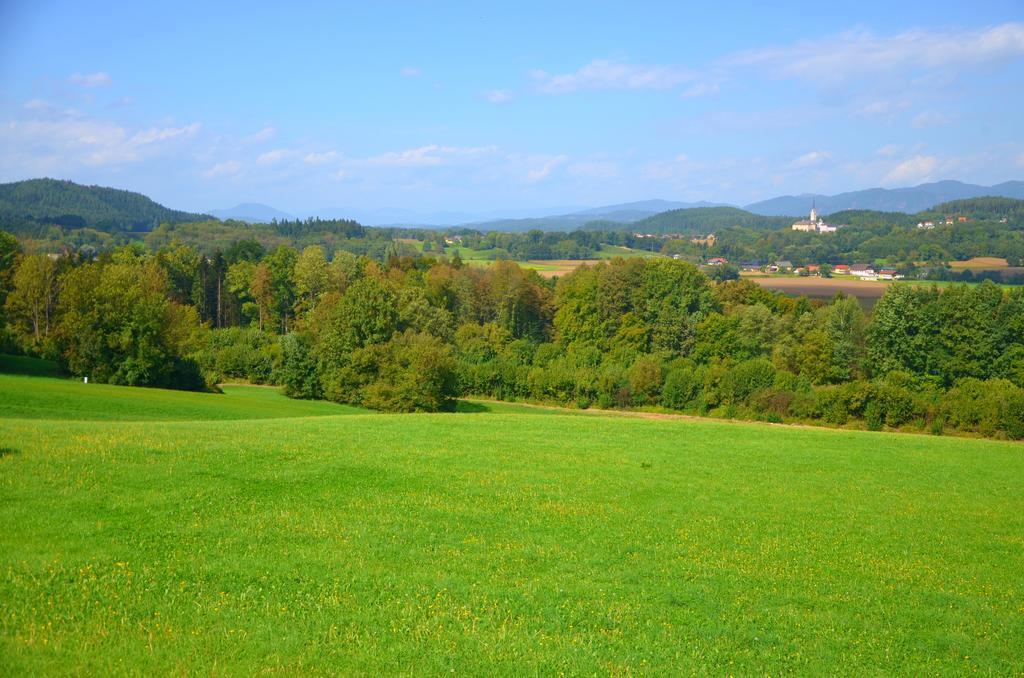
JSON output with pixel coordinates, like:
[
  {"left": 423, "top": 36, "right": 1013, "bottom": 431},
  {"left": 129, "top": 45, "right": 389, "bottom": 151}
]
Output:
[
  {"left": 662, "top": 365, "right": 700, "bottom": 410},
  {"left": 628, "top": 355, "right": 664, "bottom": 406},
  {"left": 280, "top": 333, "right": 321, "bottom": 399}
]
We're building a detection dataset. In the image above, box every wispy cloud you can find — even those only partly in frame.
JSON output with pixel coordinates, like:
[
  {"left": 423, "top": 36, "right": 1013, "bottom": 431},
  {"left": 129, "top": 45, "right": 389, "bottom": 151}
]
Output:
[
  {"left": 680, "top": 82, "right": 719, "bottom": 98},
  {"left": 0, "top": 116, "right": 200, "bottom": 170},
  {"left": 787, "top": 150, "right": 831, "bottom": 169},
  {"left": 68, "top": 72, "right": 112, "bottom": 88},
  {"left": 303, "top": 151, "right": 338, "bottom": 165},
  {"left": 858, "top": 100, "right": 910, "bottom": 118},
  {"left": 202, "top": 160, "right": 243, "bottom": 178},
  {"left": 400, "top": 67, "right": 422, "bottom": 78},
  {"left": 364, "top": 144, "right": 496, "bottom": 168},
  {"left": 731, "top": 22, "right": 1024, "bottom": 84},
  {"left": 485, "top": 89, "right": 513, "bottom": 104},
  {"left": 525, "top": 155, "right": 567, "bottom": 182},
  {"left": 882, "top": 154, "right": 940, "bottom": 185},
  {"left": 243, "top": 126, "right": 276, "bottom": 144},
  {"left": 531, "top": 59, "right": 695, "bottom": 94},
  {"left": 911, "top": 111, "right": 953, "bottom": 128},
  {"left": 256, "top": 148, "right": 295, "bottom": 166}
]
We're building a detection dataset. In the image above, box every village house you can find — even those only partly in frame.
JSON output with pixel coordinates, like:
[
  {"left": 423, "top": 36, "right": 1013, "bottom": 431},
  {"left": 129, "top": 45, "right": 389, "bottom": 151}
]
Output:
[
  {"left": 916, "top": 221, "right": 935, "bottom": 229},
  {"left": 740, "top": 260, "right": 763, "bottom": 271},
  {"left": 769, "top": 260, "right": 794, "bottom": 273},
  {"left": 705, "top": 257, "right": 728, "bottom": 266},
  {"left": 834, "top": 264, "right": 851, "bottom": 275},
  {"left": 877, "top": 269, "right": 904, "bottom": 280},
  {"left": 850, "top": 264, "right": 877, "bottom": 279},
  {"left": 690, "top": 234, "right": 717, "bottom": 247}
]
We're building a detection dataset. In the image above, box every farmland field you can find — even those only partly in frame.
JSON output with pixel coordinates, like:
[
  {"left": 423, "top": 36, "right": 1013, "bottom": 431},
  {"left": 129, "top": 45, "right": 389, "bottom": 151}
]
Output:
[
  {"left": 747, "top": 275, "right": 891, "bottom": 302},
  {"left": 1, "top": 373, "right": 1023, "bottom": 673}
]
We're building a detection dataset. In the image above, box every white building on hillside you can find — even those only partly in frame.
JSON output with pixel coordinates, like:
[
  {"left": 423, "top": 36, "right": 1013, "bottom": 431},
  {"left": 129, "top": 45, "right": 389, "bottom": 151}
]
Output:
[{"left": 792, "top": 205, "right": 836, "bottom": 233}]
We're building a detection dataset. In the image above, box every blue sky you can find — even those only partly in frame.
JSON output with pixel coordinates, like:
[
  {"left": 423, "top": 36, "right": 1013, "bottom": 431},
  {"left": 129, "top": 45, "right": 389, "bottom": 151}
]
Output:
[{"left": 1, "top": 1, "right": 1022, "bottom": 215}]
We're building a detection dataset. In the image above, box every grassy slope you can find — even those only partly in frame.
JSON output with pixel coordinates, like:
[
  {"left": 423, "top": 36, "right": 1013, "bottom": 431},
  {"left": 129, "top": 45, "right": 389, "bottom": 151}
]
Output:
[
  {"left": 0, "top": 373, "right": 365, "bottom": 421},
  {"left": 1, "top": 381, "right": 1022, "bottom": 674}
]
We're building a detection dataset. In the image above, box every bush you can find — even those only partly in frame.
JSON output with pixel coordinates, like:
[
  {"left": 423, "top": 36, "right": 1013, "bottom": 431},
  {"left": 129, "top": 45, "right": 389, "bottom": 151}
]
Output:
[
  {"left": 662, "top": 364, "right": 700, "bottom": 410},
  {"left": 943, "top": 378, "right": 1024, "bottom": 439},
  {"left": 628, "top": 355, "right": 664, "bottom": 406},
  {"left": 280, "top": 333, "right": 321, "bottom": 399},
  {"left": 721, "top": 358, "right": 776, "bottom": 405},
  {"left": 323, "top": 331, "right": 458, "bottom": 412}
]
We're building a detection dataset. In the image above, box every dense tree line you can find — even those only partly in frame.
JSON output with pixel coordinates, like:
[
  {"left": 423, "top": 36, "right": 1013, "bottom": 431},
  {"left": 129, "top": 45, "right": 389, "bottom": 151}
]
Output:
[
  {"left": 0, "top": 179, "right": 208, "bottom": 236},
  {"left": 2, "top": 227, "right": 1022, "bottom": 439}
]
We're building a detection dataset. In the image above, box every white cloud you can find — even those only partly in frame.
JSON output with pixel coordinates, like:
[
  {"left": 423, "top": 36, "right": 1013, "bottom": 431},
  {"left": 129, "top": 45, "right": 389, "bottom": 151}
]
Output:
[
  {"left": 882, "top": 155, "right": 939, "bottom": 185},
  {"left": 680, "top": 82, "right": 719, "bottom": 98},
  {"left": 485, "top": 89, "right": 513, "bottom": 104},
  {"left": 256, "top": 149, "right": 294, "bottom": 166},
  {"left": 202, "top": 160, "right": 243, "bottom": 178},
  {"left": 244, "top": 126, "right": 276, "bottom": 143},
  {"left": 911, "top": 111, "right": 953, "bottom": 128},
  {"left": 0, "top": 116, "right": 201, "bottom": 169},
  {"left": 875, "top": 144, "right": 902, "bottom": 157},
  {"left": 304, "top": 151, "right": 338, "bottom": 165},
  {"left": 364, "top": 144, "right": 496, "bottom": 168},
  {"left": 858, "top": 100, "right": 910, "bottom": 117},
  {"left": 567, "top": 160, "right": 619, "bottom": 179},
  {"left": 732, "top": 23, "right": 1024, "bottom": 84},
  {"left": 131, "top": 123, "right": 201, "bottom": 145},
  {"left": 787, "top": 150, "right": 831, "bottom": 169},
  {"left": 68, "top": 72, "right": 112, "bottom": 88},
  {"left": 531, "top": 59, "right": 694, "bottom": 94},
  {"left": 401, "top": 67, "right": 422, "bottom": 78},
  {"left": 525, "top": 155, "right": 567, "bottom": 182}
]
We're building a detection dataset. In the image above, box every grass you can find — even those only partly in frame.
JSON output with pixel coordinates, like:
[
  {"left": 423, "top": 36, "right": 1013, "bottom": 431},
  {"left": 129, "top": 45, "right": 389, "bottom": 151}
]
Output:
[
  {"left": 0, "top": 372, "right": 366, "bottom": 421},
  {"left": 0, "top": 354, "right": 63, "bottom": 378},
  {"left": 1, "top": 375, "right": 1023, "bottom": 673}
]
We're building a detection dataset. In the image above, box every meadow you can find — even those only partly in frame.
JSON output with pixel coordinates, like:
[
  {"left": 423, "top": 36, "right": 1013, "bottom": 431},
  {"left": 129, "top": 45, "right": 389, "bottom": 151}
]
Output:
[{"left": 1, "top": 372, "right": 1023, "bottom": 674}]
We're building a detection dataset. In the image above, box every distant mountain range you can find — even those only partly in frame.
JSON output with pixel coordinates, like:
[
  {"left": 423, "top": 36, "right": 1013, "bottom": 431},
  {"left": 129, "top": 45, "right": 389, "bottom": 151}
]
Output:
[
  {"left": 743, "top": 180, "right": 1024, "bottom": 216},
  {"left": 3, "top": 178, "right": 1024, "bottom": 235},
  {"left": 209, "top": 203, "right": 294, "bottom": 223}
]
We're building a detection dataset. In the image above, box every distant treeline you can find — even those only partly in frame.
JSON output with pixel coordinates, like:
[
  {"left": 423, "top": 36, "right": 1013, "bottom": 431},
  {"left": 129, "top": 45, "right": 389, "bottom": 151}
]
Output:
[{"left": 2, "top": 228, "right": 1022, "bottom": 440}]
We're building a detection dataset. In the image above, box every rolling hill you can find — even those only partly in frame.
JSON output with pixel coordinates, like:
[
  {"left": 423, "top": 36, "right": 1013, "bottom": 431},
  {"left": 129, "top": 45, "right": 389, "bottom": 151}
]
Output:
[
  {"left": 0, "top": 178, "right": 211, "bottom": 235},
  {"left": 627, "top": 206, "right": 793, "bottom": 234},
  {"left": 745, "top": 180, "right": 1024, "bottom": 216},
  {"left": 209, "top": 202, "right": 294, "bottom": 223}
]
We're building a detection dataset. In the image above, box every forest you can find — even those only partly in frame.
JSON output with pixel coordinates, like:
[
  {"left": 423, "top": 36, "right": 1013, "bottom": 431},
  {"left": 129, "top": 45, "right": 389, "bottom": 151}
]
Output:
[{"left": 2, "top": 227, "right": 1022, "bottom": 440}]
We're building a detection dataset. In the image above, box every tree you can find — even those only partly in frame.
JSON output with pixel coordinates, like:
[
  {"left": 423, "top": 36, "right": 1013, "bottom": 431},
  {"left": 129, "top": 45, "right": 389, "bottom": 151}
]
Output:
[
  {"left": 54, "top": 256, "right": 205, "bottom": 389},
  {"left": 265, "top": 246, "right": 298, "bottom": 332},
  {"left": 279, "top": 332, "right": 321, "bottom": 399},
  {"left": 293, "top": 245, "right": 330, "bottom": 317},
  {"left": 357, "top": 331, "right": 458, "bottom": 412},
  {"left": 0, "top": 230, "right": 20, "bottom": 315},
  {"left": 5, "top": 254, "right": 60, "bottom": 350},
  {"left": 249, "top": 263, "right": 274, "bottom": 331}
]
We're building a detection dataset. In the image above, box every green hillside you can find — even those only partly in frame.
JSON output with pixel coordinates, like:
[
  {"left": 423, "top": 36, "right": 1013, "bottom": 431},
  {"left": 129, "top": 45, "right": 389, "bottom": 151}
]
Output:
[
  {"left": 0, "top": 178, "right": 210, "bottom": 235},
  {"left": 0, "top": 371, "right": 366, "bottom": 421},
  {"left": 630, "top": 206, "right": 793, "bottom": 234},
  {"left": 924, "top": 196, "right": 1024, "bottom": 223},
  {"left": 1, "top": 372, "right": 1022, "bottom": 674}
]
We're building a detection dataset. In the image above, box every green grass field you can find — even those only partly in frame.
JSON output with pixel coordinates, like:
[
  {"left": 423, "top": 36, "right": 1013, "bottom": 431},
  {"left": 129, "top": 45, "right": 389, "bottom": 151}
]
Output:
[{"left": 1, "top": 370, "right": 1023, "bottom": 673}]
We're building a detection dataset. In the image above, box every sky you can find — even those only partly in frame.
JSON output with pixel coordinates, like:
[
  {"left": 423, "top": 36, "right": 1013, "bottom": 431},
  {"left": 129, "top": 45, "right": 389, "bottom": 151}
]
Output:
[{"left": 1, "top": 0, "right": 1023, "bottom": 217}]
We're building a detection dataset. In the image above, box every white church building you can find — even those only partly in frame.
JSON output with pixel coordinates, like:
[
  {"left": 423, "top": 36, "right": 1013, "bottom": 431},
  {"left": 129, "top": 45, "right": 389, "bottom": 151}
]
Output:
[{"left": 792, "top": 205, "right": 837, "bottom": 233}]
